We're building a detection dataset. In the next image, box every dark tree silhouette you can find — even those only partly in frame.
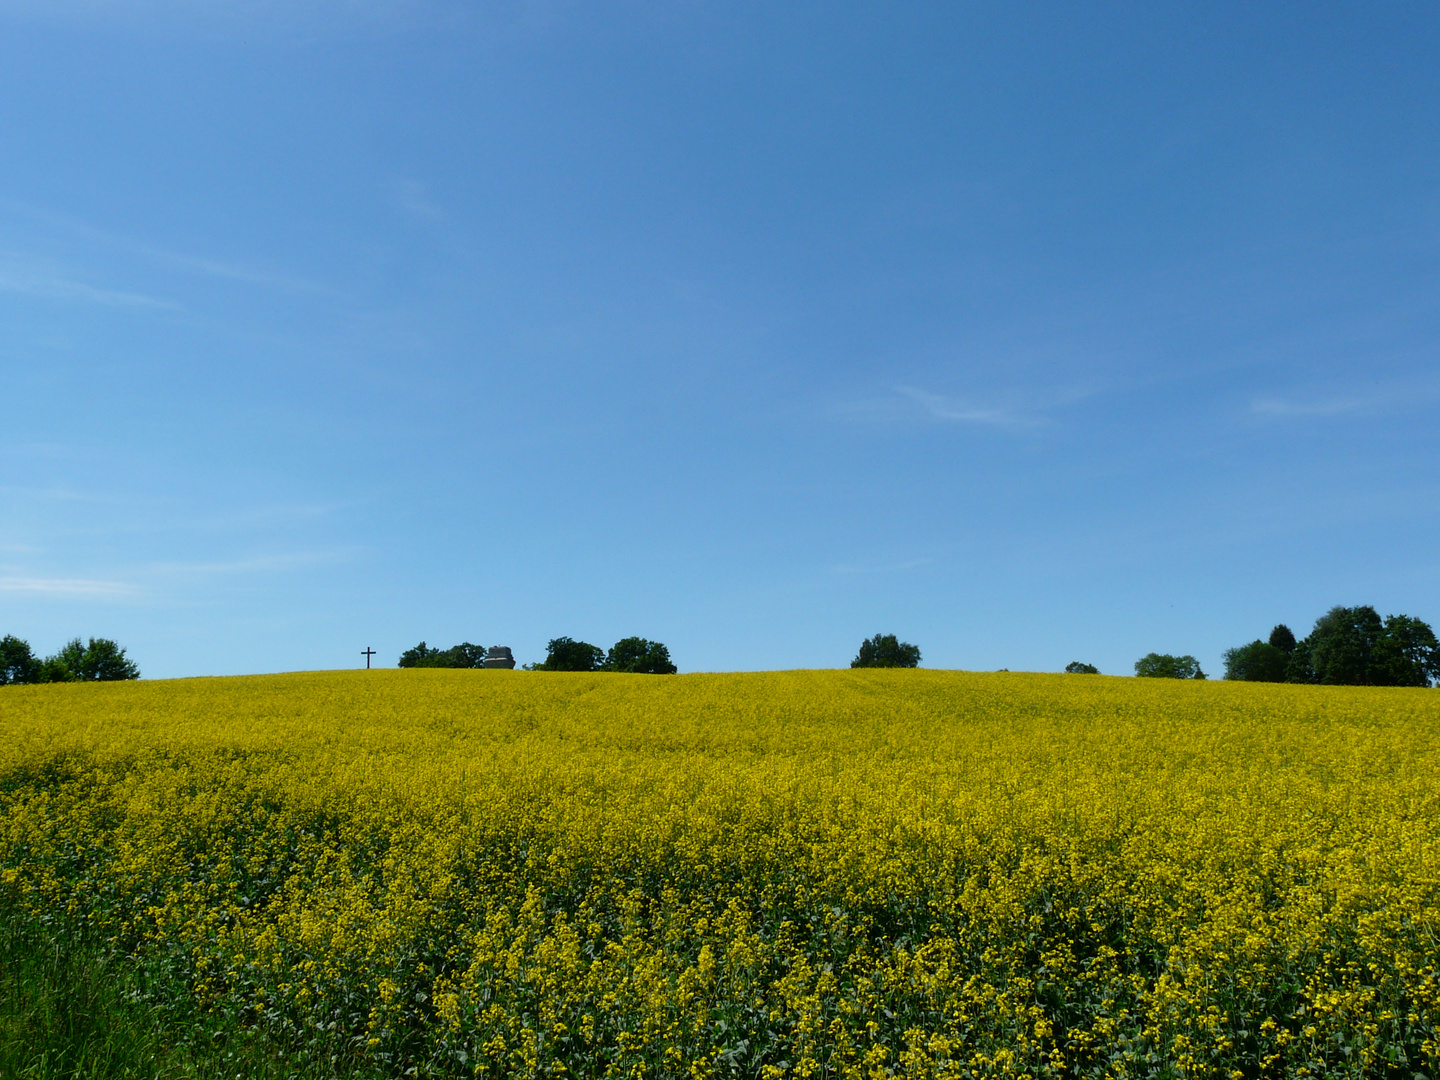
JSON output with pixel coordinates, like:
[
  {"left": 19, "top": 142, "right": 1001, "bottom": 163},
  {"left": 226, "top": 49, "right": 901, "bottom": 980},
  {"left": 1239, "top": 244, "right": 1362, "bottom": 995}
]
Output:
[
  {"left": 537, "top": 637, "right": 607, "bottom": 672},
  {"left": 606, "top": 637, "right": 677, "bottom": 674},
  {"left": 398, "top": 641, "right": 489, "bottom": 668},
  {"left": 0, "top": 635, "right": 42, "bottom": 685},
  {"left": 851, "top": 634, "right": 921, "bottom": 669},
  {"left": 1268, "top": 624, "right": 1297, "bottom": 653},
  {"left": 1222, "top": 641, "right": 1289, "bottom": 682}
]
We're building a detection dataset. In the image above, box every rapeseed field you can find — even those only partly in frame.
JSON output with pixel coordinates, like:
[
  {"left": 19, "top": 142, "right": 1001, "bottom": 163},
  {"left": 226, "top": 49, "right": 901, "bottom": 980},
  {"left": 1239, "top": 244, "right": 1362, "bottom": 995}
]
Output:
[{"left": 2, "top": 669, "right": 1437, "bottom": 1079}]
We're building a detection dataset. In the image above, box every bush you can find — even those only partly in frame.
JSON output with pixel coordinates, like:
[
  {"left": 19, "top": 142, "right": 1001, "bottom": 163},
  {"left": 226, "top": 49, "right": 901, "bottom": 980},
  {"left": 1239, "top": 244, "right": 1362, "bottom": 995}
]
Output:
[{"left": 1065, "top": 661, "right": 1099, "bottom": 674}]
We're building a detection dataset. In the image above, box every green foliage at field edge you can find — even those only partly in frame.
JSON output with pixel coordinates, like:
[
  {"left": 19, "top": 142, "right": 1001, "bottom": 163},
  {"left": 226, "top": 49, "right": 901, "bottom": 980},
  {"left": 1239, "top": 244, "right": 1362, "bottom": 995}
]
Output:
[{"left": 0, "top": 908, "right": 383, "bottom": 1080}]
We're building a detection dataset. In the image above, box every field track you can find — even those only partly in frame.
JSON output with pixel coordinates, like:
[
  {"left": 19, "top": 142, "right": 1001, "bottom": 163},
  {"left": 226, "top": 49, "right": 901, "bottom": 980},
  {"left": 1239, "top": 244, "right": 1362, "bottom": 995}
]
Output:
[{"left": 3, "top": 669, "right": 1438, "bottom": 1078}]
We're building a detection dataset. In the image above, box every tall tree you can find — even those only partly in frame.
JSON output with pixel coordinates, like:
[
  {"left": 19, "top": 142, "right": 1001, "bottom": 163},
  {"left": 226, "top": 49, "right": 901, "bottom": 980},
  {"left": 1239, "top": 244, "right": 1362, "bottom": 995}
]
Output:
[
  {"left": 851, "top": 634, "right": 921, "bottom": 669},
  {"left": 1285, "top": 638, "right": 1316, "bottom": 684},
  {"left": 1306, "top": 606, "right": 1383, "bottom": 685},
  {"left": 1065, "top": 661, "right": 1099, "bottom": 674},
  {"left": 1285, "top": 606, "right": 1439, "bottom": 686},
  {"left": 1268, "top": 624, "right": 1297, "bottom": 653},
  {"left": 1372, "top": 614, "right": 1440, "bottom": 687}
]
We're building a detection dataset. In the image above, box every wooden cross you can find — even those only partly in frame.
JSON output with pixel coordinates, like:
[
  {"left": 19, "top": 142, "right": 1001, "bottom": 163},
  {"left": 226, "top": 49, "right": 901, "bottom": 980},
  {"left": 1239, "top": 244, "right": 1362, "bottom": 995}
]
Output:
[{"left": 362, "top": 647, "right": 376, "bottom": 670}]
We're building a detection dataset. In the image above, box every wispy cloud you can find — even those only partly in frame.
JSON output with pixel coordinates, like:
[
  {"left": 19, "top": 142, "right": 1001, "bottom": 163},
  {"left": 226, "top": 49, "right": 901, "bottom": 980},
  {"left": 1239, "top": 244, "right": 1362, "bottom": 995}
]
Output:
[
  {"left": 1250, "top": 395, "right": 1379, "bottom": 418},
  {"left": 0, "top": 576, "right": 137, "bottom": 599},
  {"left": 0, "top": 252, "right": 178, "bottom": 309},
  {"left": 0, "top": 548, "right": 356, "bottom": 602},
  {"left": 145, "top": 548, "right": 360, "bottom": 577},
  {"left": 1250, "top": 377, "right": 1440, "bottom": 420},
  {"left": 0, "top": 483, "right": 136, "bottom": 504},
  {"left": 895, "top": 386, "right": 1047, "bottom": 431},
  {"left": 0, "top": 200, "right": 344, "bottom": 299}
]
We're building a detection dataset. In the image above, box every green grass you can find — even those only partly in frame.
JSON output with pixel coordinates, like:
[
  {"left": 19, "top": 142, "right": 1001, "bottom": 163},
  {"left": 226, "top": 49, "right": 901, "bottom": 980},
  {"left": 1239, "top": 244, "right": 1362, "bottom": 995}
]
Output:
[{"left": 0, "top": 915, "right": 383, "bottom": 1080}]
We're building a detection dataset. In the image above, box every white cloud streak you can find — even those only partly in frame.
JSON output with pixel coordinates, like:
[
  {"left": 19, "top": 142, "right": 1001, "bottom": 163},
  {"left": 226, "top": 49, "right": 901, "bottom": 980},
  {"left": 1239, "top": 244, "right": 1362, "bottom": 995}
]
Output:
[
  {"left": 1250, "top": 395, "right": 1378, "bottom": 418},
  {"left": 0, "top": 576, "right": 137, "bottom": 598},
  {"left": 1250, "top": 377, "right": 1440, "bottom": 420},
  {"left": 895, "top": 386, "right": 1046, "bottom": 430},
  {"left": 0, "top": 253, "right": 179, "bottom": 309},
  {"left": 0, "top": 200, "right": 344, "bottom": 299},
  {"left": 145, "top": 549, "right": 360, "bottom": 577}
]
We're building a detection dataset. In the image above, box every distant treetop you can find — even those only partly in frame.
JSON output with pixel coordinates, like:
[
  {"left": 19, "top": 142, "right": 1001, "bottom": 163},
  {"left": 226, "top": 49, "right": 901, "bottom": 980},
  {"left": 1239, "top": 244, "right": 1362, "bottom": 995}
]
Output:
[
  {"left": 0, "top": 635, "right": 139, "bottom": 684},
  {"left": 398, "top": 641, "right": 490, "bottom": 669},
  {"left": 1223, "top": 606, "right": 1439, "bottom": 687},
  {"left": 1134, "top": 653, "right": 1206, "bottom": 680},
  {"left": 535, "top": 637, "right": 607, "bottom": 672},
  {"left": 1268, "top": 624, "right": 1297, "bottom": 653},
  {"left": 531, "top": 636, "right": 677, "bottom": 674},
  {"left": 851, "top": 634, "right": 921, "bottom": 669}
]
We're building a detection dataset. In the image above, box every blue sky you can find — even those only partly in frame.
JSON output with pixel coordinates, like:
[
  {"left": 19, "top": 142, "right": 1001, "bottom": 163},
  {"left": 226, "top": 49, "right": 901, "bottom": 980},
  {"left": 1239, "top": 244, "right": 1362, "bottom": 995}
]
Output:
[{"left": 2, "top": 1, "right": 1438, "bottom": 679}]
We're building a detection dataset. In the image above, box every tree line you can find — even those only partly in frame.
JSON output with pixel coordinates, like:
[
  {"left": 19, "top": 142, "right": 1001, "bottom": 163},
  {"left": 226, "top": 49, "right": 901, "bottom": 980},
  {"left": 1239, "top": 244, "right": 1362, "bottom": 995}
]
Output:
[
  {"left": 397, "top": 636, "right": 679, "bottom": 674},
  {"left": 397, "top": 641, "right": 494, "bottom": 668},
  {"left": 1222, "top": 605, "right": 1438, "bottom": 687},
  {"left": 529, "top": 636, "right": 677, "bottom": 674},
  {"left": 1062, "top": 604, "right": 1439, "bottom": 687},
  {"left": 0, "top": 635, "right": 140, "bottom": 685}
]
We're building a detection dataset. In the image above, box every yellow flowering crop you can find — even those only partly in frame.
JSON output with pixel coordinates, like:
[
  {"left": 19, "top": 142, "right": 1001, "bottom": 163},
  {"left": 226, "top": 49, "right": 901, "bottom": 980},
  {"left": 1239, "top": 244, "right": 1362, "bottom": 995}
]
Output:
[{"left": 2, "top": 669, "right": 1438, "bottom": 1078}]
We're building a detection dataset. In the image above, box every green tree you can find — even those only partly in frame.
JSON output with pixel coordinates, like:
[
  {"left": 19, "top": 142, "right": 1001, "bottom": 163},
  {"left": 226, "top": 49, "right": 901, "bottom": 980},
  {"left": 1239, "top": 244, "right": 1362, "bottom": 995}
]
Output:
[
  {"left": 1134, "top": 653, "right": 1205, "bottom": 679},
  {"left": 398, "top": 641, "right": 491, "bottom": 668},
  {"left": 398, "top": 641, "right": 444, "bottom": 668},
  {"left": 1285, "top": 637, "right": 1316, "bottom": 684},
  {"left": 851, "top": 634, "right": 921, "bottom": 669},
  {"left": 0, "top": 635, "right": 42, "bottom": 685},
  {"left": 1372, "top": 614, "right": 1439, "bottom": 688},
  {"left": 48, "top": 638, "right": 140, "bottom": 682},
  {"left": 439, "top": 642, "right": 487, "bottom": 669},
  {"left": 1305, "top": 605, "right": 1383, "bottom": 685},
  {"left": 537, "top": 637, "right": 607, "bottom": 672},
  {"left": 605, "top": 637, "right": 677, "bottom": 674},
  {"left": 1221, "top": 640, "right": 1289, "bottom": 682},
  {"left": 1064, "top": 661, "right": 1099, "bottom": 674},
  {"left": 1268, "top": 624, "right": 1297, "bottom": 653}
]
